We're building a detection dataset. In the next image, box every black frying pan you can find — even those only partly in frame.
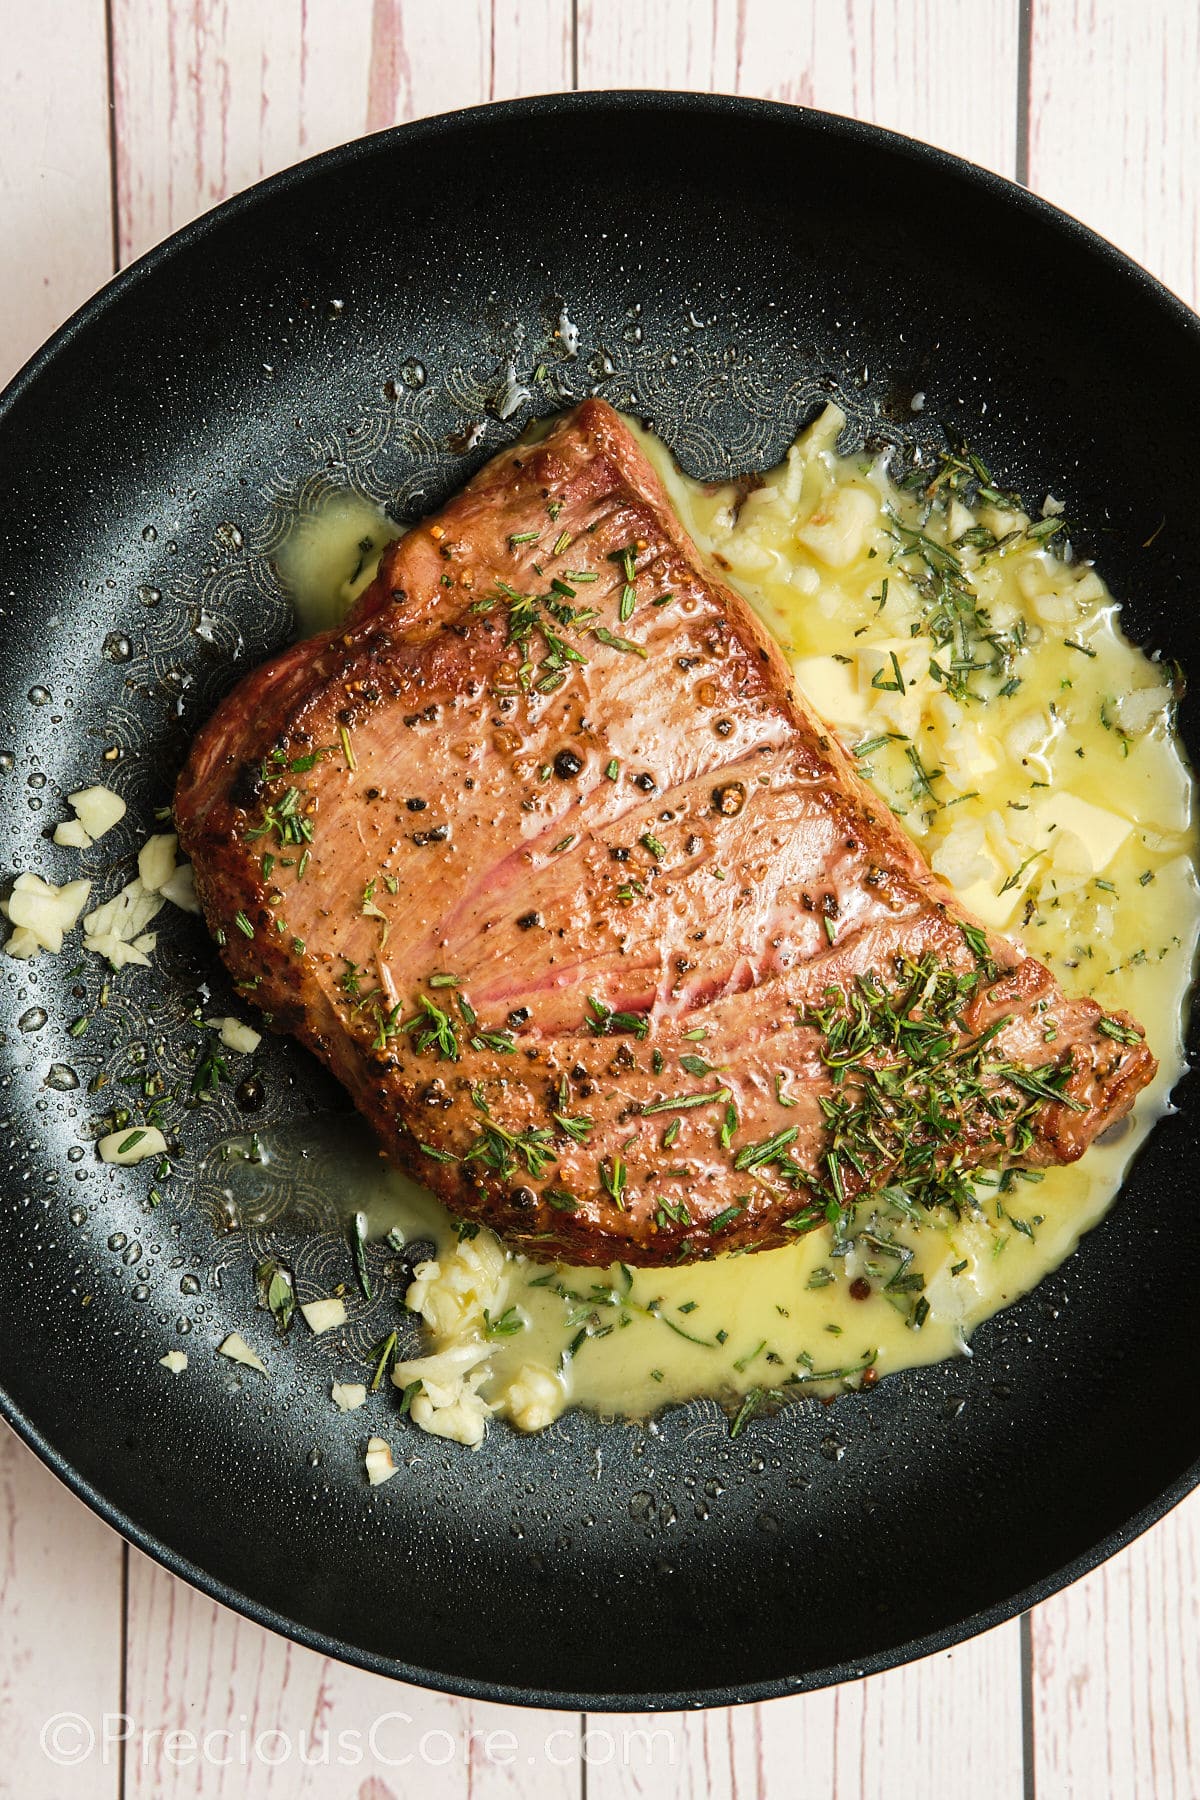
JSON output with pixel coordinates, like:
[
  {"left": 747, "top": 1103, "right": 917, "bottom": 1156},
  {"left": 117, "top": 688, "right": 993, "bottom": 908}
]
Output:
[{"left": 1, "top": 93, "right": 1198, "bottom": 1710}]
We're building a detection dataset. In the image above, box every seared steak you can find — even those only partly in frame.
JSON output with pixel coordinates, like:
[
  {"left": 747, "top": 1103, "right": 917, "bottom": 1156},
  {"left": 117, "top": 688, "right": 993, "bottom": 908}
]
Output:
[{"left": 175, "top": 400, "right": 1155, "bottom": 1265}]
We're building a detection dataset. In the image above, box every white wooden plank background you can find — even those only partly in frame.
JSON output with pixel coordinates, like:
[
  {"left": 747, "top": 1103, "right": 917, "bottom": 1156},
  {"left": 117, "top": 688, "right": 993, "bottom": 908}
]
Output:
[{"left": 1, "top": 2, "right": 1198, "bottom": 1796}]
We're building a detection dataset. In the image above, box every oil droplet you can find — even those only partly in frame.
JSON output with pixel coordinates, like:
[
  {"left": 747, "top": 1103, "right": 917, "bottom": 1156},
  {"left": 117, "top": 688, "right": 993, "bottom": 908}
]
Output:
[
  {"left": 819, "top": 1435, "right": 846, "bottom": 1463},
  {"left": 400, "top": 358, "right": 426, "bottom": 388},
  {"left": 27, "top": 772, "right": 45, "bottom": 789},
  {"left": 176, "top": 1317, "right": 193, "bottom": 1335},
  {"left": 0, "top": 752, "right": 13, "bottom": 772},
  {"left": 214, "top": 521, "right": 244, "bottom": 554},
  {"left": 138, "top": 585, "right": 161, "bottom": 608},
  {"left": 28, "top": 686, "right": 50, "bottom": 707},
  {"left": 180, "top": 1274, "right": 201, "bottom": 1295},
  {"left": 18, "top": 1007, "right": 47, "bottom": 1033},
  {"left": 67, "top": 1144, "right": 85, "bottom": 1162},
  {"left": 142, "top": 525, "right": 157, "bottom": 543},
  {"left": 108, "top": 1232, "right": 127, "bottom": 1251},
  {"left": 131, "top": 1284, "right": 150, "bottom": 1303},
  {"left": 122, "top": 1241, "right": 142, "bottom": 1264},
  {"left": 68, "top": 1205, "right": 86, "bottom": 1226},
  {"left": 628, "top": 1490, "right": 655, "bottom": 1522},
  {"left": 703, "top": 1476, "right": 725, "bottom": 1498},
  {"left": 45, "top": 1062, "right": 79, "bottom": 1089},
  {"left": 307, "top": 1447, "right": 323, "bottom": 1467},
  {"left": 102, "top": 633, "right": 132, "bottom": 662}
]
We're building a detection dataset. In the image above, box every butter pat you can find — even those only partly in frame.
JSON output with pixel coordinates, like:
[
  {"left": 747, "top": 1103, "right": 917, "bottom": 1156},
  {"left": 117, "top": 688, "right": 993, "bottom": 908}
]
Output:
[
  {"left": 793, "top": 655, "right": 870, "bottom": 730},
  {"left": 1032, "top": 791, "right": 1131, "bottom": 872}
]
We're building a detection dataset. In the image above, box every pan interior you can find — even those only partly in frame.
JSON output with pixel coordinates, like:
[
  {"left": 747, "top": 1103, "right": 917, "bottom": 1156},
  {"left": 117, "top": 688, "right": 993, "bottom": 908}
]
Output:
[{"left": 0, "top": 95, "right": 1198, "bottom": 1707}]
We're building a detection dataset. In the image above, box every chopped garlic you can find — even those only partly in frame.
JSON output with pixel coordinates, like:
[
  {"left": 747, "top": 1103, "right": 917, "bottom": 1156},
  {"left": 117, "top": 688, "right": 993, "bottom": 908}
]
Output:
[
  {"left": 795, "top": 482, "right": 878, "bottom": 567},
  {"left": 557, "top": 305, "right": 580, "bottom": 357},
  {"left": 217, "top": 1332, "right": 267, "bottom": 1374},
  {"left": 391, "top": 1341, "right": 494, "bottom": 1449},
  {"left": 332, "top": 1381, "right": 367, "bottom": 1413},
  {"left": 495, "top": 361, "right": 531, "bottom": 421},
  {"left": 797, "top": 401, "right": 845, "bottom": 460},
  {"left": 53, "top": 819, "right": 92, "bottom": 849},
  {"left": 159, "top": 1350, "right": 188, "bottom": 1374},
  {"left": 403, "top": 1232, "right": 507, "bottom": 1338},
  {"left": 68, "top": 785, "right": 127, "bottom": 842},
  {"left": 4, "top": 873, "right": 92, "bottom": 956},
  {"left": 299, "top": 1297, "right": 346, "bottom": 1336},
  {"left": 1112, "top": 682, "right": 1171, "bottom": 738},
  {"left": 86, "top": 930, "right": 157, "bottom": 970},
  {"left": 97, "top": 1124, "right": 167, "bottom": 1166},
  {"left": 137, "top": 831, "right": 179, "bottom": 894},
  {"left": 947, "top": 498, "right": 975, "bottom": 540},
  {"left": 83, "top": 875, "right": 164, "bottom": 968},
  {"left": 207, "top": 1016, "right": 261, "bottom": 1054},
  {"left": 161, "top": 861, "right": 200, "bottom": 913},
  {"left": 409, "top": 1380, "right": 491, "bottom": 1448},
  {"left": 503, "top": 1363, "right": 564, "bottom": 1434},
  {"left": 364, "top": 1435, "right": 398, "bottom": 1485}
]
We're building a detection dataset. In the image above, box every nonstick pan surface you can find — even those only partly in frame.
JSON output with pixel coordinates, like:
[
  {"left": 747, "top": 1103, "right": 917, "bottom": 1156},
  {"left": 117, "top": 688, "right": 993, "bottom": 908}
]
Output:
[{"left": 1, "top": 93, "right": 1198, "bottom": 1710}]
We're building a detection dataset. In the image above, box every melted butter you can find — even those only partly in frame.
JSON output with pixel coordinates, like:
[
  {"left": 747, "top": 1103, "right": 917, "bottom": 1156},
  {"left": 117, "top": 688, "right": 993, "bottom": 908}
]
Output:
[
  {"left": 275, "top": 491, "right": 400, "bottom": 637},
  {"left": 259, "top": 411, "right": 1200, "bottom": 1434}
]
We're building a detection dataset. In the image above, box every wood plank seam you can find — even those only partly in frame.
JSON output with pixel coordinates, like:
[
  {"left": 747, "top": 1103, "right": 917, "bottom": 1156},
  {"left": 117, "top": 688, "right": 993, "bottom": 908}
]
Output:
[
  {"left": 1015, "top": 0, "right": 1033, "bottom": 185},
  {"left": 104, "top": 0, "right": 122, "bottom": 275}
]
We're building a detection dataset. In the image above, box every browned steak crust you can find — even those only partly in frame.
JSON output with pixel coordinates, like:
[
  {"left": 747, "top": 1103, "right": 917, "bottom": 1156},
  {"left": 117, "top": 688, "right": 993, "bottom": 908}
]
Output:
[{"left": 175, "top": 400, "right": 1155, "bottom": 1265}]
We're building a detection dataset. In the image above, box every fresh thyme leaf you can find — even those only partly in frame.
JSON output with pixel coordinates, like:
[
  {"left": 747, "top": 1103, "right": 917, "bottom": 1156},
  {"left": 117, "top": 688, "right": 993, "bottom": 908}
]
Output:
[
  {"left": 585, "top": 996, "right": 650, "bottom": 1040},
  {"left": 484, "top": 1305, "right": 525, "bottom": 1338},
  {"left": 418, "top": 1142, "right": 459, "bottom": 1163},
  {"left": 599, "top": 1153, "right": 627, "bottom": 1208},
  {"left": 254, "top": 1259, "right": 296, "bottom": 1335},
  {"left": 406, "top": 993, "right": 460, "bottom": 1061},
  {"left": 466, "top": 1121, "right": 558, "bottom": 1180}
]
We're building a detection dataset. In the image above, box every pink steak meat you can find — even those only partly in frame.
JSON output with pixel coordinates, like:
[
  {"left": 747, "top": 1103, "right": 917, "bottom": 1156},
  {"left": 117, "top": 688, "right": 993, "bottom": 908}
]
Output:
[{"left": 175, "top": 400, "right": 1155, "bottom": 1266}]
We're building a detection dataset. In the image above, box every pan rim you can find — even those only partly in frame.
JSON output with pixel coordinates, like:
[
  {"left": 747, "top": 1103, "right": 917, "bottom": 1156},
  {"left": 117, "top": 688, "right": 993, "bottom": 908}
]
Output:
[{"left": 2, "top": 86, "right": 1198, "bottom": 1712}]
